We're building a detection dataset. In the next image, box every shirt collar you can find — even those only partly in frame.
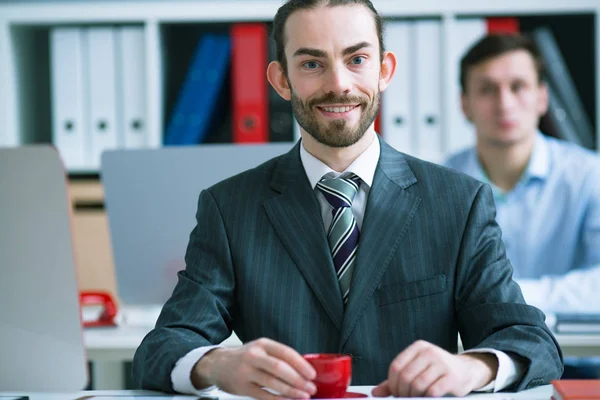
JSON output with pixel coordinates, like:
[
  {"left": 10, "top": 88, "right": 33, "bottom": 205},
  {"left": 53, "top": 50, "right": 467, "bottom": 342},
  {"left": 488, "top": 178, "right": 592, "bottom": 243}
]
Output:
[
  {"left": 300, "top": 135, "right": 380, "bottom": 189},
  {"left": 467, "top": 131, "right": 551, "bottom": 192},
  {"left": 526, "top": 131, "right": 551, "bottom": 180}
]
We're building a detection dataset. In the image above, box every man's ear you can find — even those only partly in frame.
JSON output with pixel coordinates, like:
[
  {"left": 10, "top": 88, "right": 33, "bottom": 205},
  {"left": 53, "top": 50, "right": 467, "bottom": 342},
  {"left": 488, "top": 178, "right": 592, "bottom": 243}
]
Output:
[
  {"left": 537, "top": 81, "right": 549, "bottom": 116},
  {"left": 378, "top": 51, "right": 397, "bottom": 92},
  {"left": 461, "top": 93, "right": 472, "bottom": 122},
  {"left": 267, "top": 61, "right": 291, "bottom": 101}
]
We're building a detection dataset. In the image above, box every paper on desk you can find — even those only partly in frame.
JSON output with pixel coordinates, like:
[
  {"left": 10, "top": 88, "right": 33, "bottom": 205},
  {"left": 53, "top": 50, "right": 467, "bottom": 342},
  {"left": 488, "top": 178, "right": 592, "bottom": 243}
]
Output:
[{"left": 81, "top": 397, "right": 201, "bottom": 399}]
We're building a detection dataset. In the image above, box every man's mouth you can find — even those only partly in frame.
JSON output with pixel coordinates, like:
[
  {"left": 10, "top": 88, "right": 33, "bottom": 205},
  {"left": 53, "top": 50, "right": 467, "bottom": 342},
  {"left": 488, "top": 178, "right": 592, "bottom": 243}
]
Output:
[{"left": 317, "top": 104, "right": 360, "bottom": 114}]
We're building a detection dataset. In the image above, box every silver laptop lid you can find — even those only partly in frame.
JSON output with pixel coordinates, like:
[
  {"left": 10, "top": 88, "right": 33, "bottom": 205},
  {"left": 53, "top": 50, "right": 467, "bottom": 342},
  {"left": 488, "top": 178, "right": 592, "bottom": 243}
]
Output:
[
  {"left": 0, "top": 145, "right": 88, "bottom": 391},
  {"left": 101, "top": 143, "right": 294, "bottom": 306}
]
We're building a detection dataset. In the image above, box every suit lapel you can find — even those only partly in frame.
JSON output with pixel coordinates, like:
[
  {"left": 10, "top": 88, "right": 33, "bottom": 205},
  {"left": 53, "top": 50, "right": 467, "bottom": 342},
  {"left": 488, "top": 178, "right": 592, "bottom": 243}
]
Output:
[
  {"left": 264, "top": 143, "right": 344, "bottom": 331},
  {"left": 340, "top": 140, "right": 422, "bottom": 348}
]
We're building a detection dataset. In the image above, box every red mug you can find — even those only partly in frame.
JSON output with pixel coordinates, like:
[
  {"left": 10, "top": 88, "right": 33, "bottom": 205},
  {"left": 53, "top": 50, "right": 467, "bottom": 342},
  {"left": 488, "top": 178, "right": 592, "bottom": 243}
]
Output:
[{"left": 303, "top": 353, "right": 352, "bottom": 398}]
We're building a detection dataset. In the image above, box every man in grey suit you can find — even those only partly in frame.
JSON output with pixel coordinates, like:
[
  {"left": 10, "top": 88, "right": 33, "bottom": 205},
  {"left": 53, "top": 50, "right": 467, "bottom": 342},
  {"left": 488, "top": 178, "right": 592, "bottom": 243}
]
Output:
[{"left": 132, "top": 0, "right": 563, "bottom": 397}]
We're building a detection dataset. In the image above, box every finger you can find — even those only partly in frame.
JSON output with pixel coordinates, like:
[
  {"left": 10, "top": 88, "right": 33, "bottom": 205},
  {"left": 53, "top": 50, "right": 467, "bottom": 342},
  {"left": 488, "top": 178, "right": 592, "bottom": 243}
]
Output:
[
  {"left": 246, "top": 382, "right": 298, "bottom": 400},
  {"left": 387, "top": 341, "right": 427, "bottom": 396},
  {"left": 371, "top": 380, "right": 391, "bottom": 397},
  {"left": 248, "top": 369, "right": 312, "bottom": 399},
  {"left": 393, "top": 355, "right": 432, "bottom": 397},
  {"left": 425, "top": 375, "right": 457, "bottom": 398},
  {"left": 408, "top": 362, "right": 445, "bottom": 397},
  {"left": 250, "top": 350, "right": 316, "bottom": 394},
  {"left": 261, "top": 339, "right": 317, "bottom": 380}
]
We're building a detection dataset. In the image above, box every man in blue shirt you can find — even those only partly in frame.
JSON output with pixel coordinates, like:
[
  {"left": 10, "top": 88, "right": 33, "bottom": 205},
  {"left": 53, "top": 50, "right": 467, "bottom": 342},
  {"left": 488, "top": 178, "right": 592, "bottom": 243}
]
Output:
[{"left": 445, "top": 33, "right": 600, "bottom": 377}]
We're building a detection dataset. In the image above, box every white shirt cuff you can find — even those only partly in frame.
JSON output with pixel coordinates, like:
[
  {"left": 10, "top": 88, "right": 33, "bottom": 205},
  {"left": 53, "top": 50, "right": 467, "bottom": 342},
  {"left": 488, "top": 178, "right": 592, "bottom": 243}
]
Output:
[
  {"left": 462, "top": 348, "right": 525, "bottom": 392},
  {"left": 171, "top": 345, "right": 223, "bottom": 394}
]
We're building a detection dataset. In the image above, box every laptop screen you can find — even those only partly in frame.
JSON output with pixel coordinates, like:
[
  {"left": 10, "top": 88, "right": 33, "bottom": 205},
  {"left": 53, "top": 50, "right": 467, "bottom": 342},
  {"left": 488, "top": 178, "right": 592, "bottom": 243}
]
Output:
[
  {"left": 0, "top": 146, "right": 88, "bottom": 391},
  {"left": 101, "top": 143, "right": 293, "bottom": 307}
]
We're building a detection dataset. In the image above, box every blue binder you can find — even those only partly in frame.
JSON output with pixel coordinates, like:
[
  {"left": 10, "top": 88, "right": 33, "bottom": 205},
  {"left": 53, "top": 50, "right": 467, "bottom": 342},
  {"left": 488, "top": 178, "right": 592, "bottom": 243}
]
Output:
[{"left": 164, "top": 34, "right": 231, "bottom": 145}]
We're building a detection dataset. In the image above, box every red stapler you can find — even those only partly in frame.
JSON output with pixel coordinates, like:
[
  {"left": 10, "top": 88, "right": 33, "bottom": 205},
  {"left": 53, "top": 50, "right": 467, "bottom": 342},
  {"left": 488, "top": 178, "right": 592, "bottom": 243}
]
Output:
[{"left": 80, "top": 291, "right": 118, "bottom": 327}]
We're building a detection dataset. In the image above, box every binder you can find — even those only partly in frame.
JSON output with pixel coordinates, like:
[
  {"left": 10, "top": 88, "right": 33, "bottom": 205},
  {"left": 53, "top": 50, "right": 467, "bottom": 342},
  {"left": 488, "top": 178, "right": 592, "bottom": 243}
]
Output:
[
  {"left": 447, "top": 18, "right": 487, "bottom": 155},
  {"left": 381, "top": 20, "right": 415, "bottom": 155},
  {"left": 544, "top": 81, "right": 588, "bottom": 147},
  {"left": 267, "top": 34, "right": 294, "bottom": 142},
  {"left": 116, "top": 26, "right": 147, "bottom": 149},
  {"left": 49, "top": 28, "right": 88, "bottom": 170},
  {"left": 486, "top": 17, "right": 520, "bottom": 33},
  {"left": 85, "top": 27, "right": 120, "bottom": 169},
  {"left": 414, "top": 20, "right": 443, "bottom": 163},
  {"left": 231, "top": 23, "right": 269, "bottom": 143},
  {"left": 164, "top": 34, "right": 231, "bottom": 146},
  {"left": 531, "top": 27, "right": 595, "bottom": 149}
]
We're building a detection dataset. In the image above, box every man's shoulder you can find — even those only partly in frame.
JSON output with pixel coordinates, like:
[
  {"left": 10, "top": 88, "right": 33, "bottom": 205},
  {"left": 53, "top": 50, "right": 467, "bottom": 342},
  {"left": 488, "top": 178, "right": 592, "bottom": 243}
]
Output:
[
  {"left": 208, "top": 153, "right": 284, "bottom": 194},
  {"left": 546, "top": 135, "right": 600, "bottom": 168},
  {"left": 401, "top": 151, "right": 485, "bottom": 194},
  {"left": 442, "top": 147, "right": 474, "bottom": 172}
]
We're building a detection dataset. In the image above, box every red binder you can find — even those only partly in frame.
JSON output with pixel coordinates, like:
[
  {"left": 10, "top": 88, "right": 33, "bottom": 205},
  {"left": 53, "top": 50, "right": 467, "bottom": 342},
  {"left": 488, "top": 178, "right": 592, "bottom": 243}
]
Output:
[
  {"left": 487, "top": 17, "right": 520, "bottom": 33},
  {"left": 231, "top": 23, "right": 269, "bottom": 143},
  {"left": 552, "top": 380, "right": 600, "bottom": 400}
]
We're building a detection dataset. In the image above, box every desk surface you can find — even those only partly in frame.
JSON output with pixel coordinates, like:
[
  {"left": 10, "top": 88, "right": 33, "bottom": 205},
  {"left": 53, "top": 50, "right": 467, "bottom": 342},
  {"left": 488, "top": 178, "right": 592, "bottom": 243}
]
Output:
[{"left": 0, "top": 384, "right": 553, "bottom": 400}]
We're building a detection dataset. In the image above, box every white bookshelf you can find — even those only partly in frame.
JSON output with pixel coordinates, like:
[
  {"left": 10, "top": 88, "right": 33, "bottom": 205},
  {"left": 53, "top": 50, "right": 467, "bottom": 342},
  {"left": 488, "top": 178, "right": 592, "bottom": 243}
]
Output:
[{"left": 0, "top": 0, "right": 599, "bottom": 171}]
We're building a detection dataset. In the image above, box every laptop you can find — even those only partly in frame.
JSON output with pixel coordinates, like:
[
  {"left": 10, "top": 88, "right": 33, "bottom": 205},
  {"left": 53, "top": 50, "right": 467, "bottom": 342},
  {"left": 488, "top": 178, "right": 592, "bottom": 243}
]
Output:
[
  {"left": 0, "top": 145, "right": 88, "bottom": 391},
  {"left": 101, "top": 143, "right": 294, "bottom": 321}
]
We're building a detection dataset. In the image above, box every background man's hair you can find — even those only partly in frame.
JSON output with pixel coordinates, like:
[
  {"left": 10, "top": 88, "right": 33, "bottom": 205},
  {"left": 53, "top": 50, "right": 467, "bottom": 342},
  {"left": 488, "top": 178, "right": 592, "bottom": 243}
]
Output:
[{"left": 460, "top": 33, "right": 546, "bottom": 93}]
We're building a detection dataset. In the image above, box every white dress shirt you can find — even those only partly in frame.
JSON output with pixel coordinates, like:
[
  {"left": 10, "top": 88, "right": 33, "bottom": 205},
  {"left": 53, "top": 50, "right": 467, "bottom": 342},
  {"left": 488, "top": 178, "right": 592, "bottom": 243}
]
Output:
[{"left": 172, "top": 136, "right": 523, "bottom": 394}]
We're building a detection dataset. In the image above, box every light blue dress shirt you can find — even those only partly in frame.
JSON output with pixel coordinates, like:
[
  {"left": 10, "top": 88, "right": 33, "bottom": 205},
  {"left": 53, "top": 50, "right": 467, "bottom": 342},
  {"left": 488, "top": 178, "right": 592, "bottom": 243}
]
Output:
[{"left": 445, "top": 132, "right": 600, "bottom": 280}]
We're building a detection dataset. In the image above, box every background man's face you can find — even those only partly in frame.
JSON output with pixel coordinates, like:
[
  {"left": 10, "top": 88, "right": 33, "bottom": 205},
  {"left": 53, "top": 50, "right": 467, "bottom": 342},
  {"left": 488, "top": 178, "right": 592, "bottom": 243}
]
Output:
[{"left": 462, "top": 50, "right": 548, "bottom": 148}]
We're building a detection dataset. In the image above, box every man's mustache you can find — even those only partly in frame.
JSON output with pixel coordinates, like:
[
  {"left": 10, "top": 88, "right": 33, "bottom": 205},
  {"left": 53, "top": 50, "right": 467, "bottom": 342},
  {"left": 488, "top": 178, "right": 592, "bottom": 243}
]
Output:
[{"left": 307, "top": 93, "right": 367, "bottom": 108}]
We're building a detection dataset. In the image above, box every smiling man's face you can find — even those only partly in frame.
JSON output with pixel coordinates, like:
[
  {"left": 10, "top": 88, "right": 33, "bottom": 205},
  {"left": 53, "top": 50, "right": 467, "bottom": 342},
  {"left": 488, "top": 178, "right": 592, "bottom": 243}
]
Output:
[{"left": 283, "top": 4, "right": 382, "bottom": 147}]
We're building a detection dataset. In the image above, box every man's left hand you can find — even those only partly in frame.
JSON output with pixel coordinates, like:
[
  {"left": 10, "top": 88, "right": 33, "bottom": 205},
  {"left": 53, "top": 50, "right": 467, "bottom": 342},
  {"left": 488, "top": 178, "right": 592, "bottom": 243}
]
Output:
[{"left": 371, "top": 340, "right": 498, "bottom": 397}]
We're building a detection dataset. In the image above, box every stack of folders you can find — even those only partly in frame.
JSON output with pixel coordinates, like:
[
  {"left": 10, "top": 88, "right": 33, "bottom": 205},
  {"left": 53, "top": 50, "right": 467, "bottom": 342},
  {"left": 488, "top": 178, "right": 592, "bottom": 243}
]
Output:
[
  {"left": 530, "top": 27, "right": 596, "bottom": 150},
  {"left": 50, "top": 26, "right": 147, "bottom": 172},
  {"left": 164, "top": 22, "right": 296, "bottom": 146},
  {"left": 554, "top": 313, "right": 600, "bottom": 334}
]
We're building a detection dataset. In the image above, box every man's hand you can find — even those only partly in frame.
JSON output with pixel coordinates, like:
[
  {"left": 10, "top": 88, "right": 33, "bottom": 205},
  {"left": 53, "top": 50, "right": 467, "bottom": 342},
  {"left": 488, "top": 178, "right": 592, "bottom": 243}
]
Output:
[
  {"left": 191, "top": 338, "right": 317, "bottom": 400},
  {"left": 372, "top": 340, "right": 498, "bottom": 397}
]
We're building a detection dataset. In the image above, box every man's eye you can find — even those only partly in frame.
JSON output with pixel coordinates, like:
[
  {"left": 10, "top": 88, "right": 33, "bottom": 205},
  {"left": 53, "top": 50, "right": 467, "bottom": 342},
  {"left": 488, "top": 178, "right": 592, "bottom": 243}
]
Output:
[
  {"left": 304, "top": 61, "right": 319, "bottom": 69},
  {"left": 351, "top": 56, "right": 365, "bottom": 65}
]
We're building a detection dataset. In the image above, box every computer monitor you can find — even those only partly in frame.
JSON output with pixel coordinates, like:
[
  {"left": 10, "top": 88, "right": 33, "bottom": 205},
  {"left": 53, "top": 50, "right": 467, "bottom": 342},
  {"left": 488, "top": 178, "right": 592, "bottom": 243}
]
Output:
[
  {"left": 101, "top": 143, "right": 294, "bottom": 308},
  {"left": 0, "top": 145, "right": 88, "bottom": 391}
]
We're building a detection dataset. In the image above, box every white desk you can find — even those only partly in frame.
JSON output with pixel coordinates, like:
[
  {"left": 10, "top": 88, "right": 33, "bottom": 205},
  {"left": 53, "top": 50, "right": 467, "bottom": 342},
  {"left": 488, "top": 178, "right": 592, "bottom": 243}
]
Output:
[
  {"left": 0, "top": 384, "right": 554, "bottom": 399},
  {"left": 84, "top": 325, "right": 600, "bottom": 389}
]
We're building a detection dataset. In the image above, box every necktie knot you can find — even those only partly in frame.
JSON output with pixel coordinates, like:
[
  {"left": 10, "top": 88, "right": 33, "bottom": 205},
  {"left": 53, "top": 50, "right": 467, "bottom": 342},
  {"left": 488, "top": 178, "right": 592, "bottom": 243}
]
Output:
[{"left": 316, "top": 173, "right": 361, "bottom": 209}]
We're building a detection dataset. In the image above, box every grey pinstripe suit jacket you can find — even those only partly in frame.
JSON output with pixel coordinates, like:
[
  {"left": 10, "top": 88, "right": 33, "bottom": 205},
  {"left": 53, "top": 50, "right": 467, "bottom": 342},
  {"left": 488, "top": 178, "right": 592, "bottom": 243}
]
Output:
[{"left": 132, "top": 139, "right": 563, "bottom": 392}]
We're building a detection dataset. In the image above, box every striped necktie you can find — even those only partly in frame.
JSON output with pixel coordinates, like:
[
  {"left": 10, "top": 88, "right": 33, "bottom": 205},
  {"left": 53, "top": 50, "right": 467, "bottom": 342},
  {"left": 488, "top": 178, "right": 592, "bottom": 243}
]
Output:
[{"left": 316, "top": 173, "right": 361, "bottom": 304}]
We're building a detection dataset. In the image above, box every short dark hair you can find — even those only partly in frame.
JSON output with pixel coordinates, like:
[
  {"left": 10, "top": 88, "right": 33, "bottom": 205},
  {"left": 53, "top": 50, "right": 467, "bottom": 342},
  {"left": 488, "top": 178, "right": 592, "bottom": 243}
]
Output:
[
  {"left": 272, "top": 0, "right": 385, "bottom": 75},
  {"left": 460, "top": 33, "right": 546, "bottom": 93}
]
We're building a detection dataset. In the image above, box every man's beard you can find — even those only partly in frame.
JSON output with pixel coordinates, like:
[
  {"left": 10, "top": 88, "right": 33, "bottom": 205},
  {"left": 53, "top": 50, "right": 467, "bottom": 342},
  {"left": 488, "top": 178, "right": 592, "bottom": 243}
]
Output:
[{"left": 290, "top": 87, "right": 380, "bottom": 148}]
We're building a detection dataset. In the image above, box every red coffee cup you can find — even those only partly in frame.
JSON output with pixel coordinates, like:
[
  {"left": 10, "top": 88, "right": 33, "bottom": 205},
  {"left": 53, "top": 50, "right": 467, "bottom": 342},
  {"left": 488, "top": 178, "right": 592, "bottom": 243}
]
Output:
[{"left": 303, "top": 353, "right": 352, "bottom": 398}]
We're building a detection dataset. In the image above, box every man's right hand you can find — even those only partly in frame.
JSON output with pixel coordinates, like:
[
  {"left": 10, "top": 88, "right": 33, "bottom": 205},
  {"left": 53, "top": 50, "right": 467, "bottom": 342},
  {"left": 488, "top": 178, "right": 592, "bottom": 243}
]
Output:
[{"left": 191, "top": 337, "right": 317, "bottom": 400}]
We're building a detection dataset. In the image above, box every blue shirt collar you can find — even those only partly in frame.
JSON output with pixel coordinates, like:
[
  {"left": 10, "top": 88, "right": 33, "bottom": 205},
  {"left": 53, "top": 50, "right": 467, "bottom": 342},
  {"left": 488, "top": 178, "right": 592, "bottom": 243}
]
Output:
[{"left": 467, "top": 131, "right": 551, "bottom": 196}]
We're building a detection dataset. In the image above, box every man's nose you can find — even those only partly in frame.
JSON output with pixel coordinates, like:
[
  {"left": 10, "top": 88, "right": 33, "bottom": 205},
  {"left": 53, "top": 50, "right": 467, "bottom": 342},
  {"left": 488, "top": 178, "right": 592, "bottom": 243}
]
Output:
[
  {"left": 322, "top": 64, "right": 352, "bottom": 95},
  {"left": 497, "top": 87, "right": 518, "bottom": 112}
]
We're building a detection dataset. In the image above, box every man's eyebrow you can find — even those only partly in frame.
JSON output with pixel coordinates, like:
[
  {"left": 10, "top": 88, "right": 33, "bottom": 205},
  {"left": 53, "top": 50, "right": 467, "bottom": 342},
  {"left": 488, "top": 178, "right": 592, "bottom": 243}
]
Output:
[
  {"left": 293, "top": 47, "right": 327, "bottom": 58},
  {"left": 342, "top": 41, "right": 372, "bottom": 56},
  {"left": 292, "top": 41, "right": 373, "bottom": 58}
]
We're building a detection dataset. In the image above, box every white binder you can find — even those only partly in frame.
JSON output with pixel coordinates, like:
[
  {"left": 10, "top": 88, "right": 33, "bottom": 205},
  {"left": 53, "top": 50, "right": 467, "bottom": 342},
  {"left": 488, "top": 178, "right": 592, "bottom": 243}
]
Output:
[
  {"left": 447, "top": 18, "right": 487, "bottom": 156},
  {"left": 414, "top": 20, "right": 443, "bottom": 163},
  {"left": 50, "top": 28, "right": 88, "bottom": 170},
  {"left": 85, "top": 27, "right": 120, "bottom": 169},
  {"left": 117, "top": 26, "right": 147, "bottom": 149},
  {"left": 382, "top": 20, "right": 415, "bottom": 156}
]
